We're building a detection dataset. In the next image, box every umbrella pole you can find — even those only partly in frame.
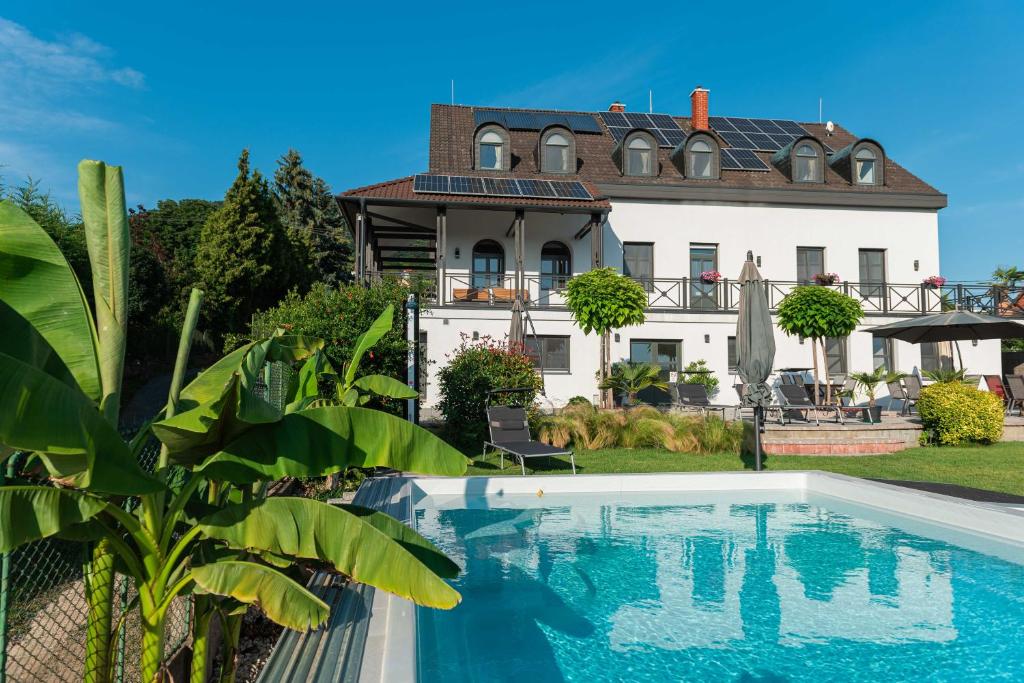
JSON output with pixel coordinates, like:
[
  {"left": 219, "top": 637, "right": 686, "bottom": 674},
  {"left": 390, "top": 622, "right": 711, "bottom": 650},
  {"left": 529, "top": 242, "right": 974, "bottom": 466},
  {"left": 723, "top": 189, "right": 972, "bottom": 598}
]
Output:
[
  {"left": 954, "top": 340, "right": 964, "bottom": 371},
  {"left": 754, "top": 406, "right": 763, "bottom": 472}
]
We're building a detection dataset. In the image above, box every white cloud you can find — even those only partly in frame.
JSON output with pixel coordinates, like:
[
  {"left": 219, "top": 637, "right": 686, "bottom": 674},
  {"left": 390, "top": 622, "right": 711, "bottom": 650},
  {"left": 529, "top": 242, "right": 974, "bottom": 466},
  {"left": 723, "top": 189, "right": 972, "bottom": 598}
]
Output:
[{"left": 0, "top": 17, "right": 144, "bottom": 135}]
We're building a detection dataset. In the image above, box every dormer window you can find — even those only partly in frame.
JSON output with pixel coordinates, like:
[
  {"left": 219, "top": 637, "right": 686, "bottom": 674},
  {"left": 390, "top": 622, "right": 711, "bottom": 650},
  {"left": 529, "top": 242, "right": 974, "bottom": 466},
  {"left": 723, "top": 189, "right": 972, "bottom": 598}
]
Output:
[
  {"left": 540, "top": 127, "right": 574, "bottom": 174},
  {"left": 475, "top": 125, "right": 510, "bottom": 171},
  {"left": 855, "top": 147, "right": 877, "bottom": 184},
  {"left": 676, "top": 133, "right": 720, "bottom": 180},
  {"left": 690, "top": 140, "right": 713, "bottom": 178},
  {"left": 795, "top": 143, "right": 820, "bottom": 183},
  {"left": 623, "top": 131, "right": 657, "bottom": 177}
]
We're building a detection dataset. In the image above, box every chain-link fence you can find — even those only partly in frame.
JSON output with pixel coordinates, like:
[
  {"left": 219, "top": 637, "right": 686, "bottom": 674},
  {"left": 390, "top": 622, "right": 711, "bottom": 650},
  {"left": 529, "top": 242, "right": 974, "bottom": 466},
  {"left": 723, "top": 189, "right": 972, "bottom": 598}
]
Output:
[{"left": 1, "top": 433, "right": 191, "bottom": 682}]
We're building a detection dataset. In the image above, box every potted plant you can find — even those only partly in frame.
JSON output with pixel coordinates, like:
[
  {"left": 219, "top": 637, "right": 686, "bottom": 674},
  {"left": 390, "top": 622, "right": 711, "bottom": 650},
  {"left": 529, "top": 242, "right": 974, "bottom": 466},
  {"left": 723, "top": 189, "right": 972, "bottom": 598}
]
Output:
[
  {"left": 848, "top": 367, "right": 904, "bottom": 422},
  {"left": 922, "top": 275, "right": 946, "bottom": 289},
  {"left": 700, "top": 269, "right": 722, "bottom": 284},
  {"left": 599, "top": 361, "right": 667, "bottom": 407},
  {"left": 813, "top": 272, "right": 841, "bottom": 285}
]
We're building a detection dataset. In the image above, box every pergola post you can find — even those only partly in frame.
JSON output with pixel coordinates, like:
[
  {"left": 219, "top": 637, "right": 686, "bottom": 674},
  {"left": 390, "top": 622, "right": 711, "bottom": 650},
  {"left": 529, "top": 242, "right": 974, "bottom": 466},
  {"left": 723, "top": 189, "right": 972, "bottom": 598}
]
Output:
[
  {"left": 591, "top": 211, "right": 604, "bottom": 269},
  {"left": 436, "top": 206, "right": 447, "bottom": 305},
  {"left": 355, "top": 199, "right": 366, "bottom": 284}
]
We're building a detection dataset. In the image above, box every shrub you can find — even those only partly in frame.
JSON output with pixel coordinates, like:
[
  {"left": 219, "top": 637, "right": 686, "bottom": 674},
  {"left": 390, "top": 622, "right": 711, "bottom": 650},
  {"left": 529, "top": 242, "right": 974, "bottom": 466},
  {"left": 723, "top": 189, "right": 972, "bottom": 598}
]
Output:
[
  {"left": 566, "top": 395, "right": 593, "bottom": 407},
  {"left": 917, "top": 382, "right": 1004, "bottom": 446},
  {"left": 680, "top": 359, "right": 719, "bottom": 398},
  {"left": 236, "top": 279, "right": 416, "bottom": 411},
  {"left": 436, "top": 335, "right": 542, "bottom": 452}
]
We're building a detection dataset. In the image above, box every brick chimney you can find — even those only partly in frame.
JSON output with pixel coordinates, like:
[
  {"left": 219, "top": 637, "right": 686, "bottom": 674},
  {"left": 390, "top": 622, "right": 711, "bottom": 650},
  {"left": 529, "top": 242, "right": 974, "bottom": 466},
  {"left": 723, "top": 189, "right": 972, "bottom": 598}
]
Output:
[
  {"left": 690, "top": 86, "right": 709, "bottom": 130},
  {"left": 609, "top": 101, "right": 626, "bottom": 112}
]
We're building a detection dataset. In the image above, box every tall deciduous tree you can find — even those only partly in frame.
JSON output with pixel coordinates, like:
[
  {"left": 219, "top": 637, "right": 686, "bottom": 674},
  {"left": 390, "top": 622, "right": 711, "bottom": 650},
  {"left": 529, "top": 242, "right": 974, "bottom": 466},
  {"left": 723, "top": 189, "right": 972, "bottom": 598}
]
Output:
[
  {"left": 564, "top": 267, "right": 647, "bottom": 408},
  {"left": 274, "top": 149, "right": 353, "bottom": 284},
  {"left": 776, "top": 286, "right": 864, "bottom": 403},
  {"left": 197, "top": 150, "right": 302, "bottom": 338}
]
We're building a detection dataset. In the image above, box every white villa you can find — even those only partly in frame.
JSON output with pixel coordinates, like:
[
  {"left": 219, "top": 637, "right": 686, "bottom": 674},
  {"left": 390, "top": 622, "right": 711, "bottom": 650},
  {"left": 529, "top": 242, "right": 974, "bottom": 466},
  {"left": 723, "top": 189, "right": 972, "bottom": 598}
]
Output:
[{"left": 339, "top": 87, "right": 1001, "bottom": 409}]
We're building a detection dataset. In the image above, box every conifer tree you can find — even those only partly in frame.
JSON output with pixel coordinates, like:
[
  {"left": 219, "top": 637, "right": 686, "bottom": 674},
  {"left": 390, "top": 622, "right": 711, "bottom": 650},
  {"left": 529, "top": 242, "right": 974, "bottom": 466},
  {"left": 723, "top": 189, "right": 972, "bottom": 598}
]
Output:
[
  {"left": 274, "top": 149, "right": 354, "bottom": 284},
  {"left": 196, "top": 150, "right": 297, "bottom": 337}
]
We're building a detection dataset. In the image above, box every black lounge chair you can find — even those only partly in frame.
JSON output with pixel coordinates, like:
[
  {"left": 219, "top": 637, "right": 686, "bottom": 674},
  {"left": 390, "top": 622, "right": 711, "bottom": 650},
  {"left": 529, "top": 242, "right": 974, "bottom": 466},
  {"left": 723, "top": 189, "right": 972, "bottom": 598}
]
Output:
[
  {"left": 484, "top": 405, "right": 576, "bottom": 475},
  {"left": 776, "top": 384, "right": 844, "bottom": 426},
  {"left": 675, "top": 383, "right": 732, "bottom": 420},
  {"left": 903, "top": 374, "right": 922, "bottom": 416}
]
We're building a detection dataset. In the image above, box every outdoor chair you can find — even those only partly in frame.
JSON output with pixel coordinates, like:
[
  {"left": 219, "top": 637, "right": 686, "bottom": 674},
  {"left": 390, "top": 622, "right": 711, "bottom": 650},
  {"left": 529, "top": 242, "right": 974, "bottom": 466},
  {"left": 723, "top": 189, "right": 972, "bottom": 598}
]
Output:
[
  {"left": 675, "top": 383, "right": 732, "bottom": 420},
  {"left": 837, "top": 377, "right": 869, "bottom": 422},
  {"left": 776, "top": 384, "right": 844, "bottom": 426},
  {"left": 903, "top": 374, "right": 923, "bottom": 416},
  {"left": 984, "top": 375, "right": 1007, "bottom": 403},
  {"left": 1005, "top": 375, "right": 1024, "bottom": 417},
  {"left": 887, "top": 380, "right": 909, "bottom": 415},
  {"left": 483, "top": 405, "right": 576, "bottom": 475}
]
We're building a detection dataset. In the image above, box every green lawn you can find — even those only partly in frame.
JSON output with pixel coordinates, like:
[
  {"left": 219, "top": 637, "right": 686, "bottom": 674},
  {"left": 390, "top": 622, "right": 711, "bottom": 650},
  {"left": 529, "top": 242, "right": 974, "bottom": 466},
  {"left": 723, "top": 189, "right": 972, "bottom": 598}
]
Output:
[{"left": 467, "top": 442, "right": 1024, "bottom": 496}]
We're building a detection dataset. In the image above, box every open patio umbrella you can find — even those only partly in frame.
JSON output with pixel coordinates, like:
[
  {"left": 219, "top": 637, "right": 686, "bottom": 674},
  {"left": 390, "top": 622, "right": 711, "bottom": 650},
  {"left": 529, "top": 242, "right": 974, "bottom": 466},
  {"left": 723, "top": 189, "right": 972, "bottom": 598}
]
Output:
[
  {"left": 866, "top": 310, "right": 1024, "bottom": 368},
  {"left": 509, "top": 295, "right": 525, "bottom": 347},
  {"left": 736, "top": 251, "right": 776, "bottom": 471}
]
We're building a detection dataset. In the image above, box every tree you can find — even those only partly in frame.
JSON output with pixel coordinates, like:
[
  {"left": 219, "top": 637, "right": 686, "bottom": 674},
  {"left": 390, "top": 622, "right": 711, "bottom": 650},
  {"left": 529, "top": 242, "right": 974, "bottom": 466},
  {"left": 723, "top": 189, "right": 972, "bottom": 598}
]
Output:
[
  {"left": 564, "top": 267, "right": 647, "bottom": 408},
  {"left": 196, "top": 150, "right": 305, "bottom": 339},
  {"left": 599, "top": 362, "right": 666, "bottom": 406},
  {"left": 274, "top": 149, "right": 354, "bottom": 284},
  {"left": 0, "top": 161, "right": 468, "bottom": 683},
  {"left": 776, "top": 286, "right": 864, "bottom": 403}
]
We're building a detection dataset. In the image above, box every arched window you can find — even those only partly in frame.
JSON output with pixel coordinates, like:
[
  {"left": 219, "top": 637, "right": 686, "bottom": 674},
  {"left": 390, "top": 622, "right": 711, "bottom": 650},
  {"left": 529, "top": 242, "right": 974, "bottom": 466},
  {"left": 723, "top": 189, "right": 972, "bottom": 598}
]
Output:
[
  {"left": 472, "top": 240, "right": 504, "bottom": 288},
  {"left": 541, "top": 128, "right": 574, "bottom": 173},
  {"left": 855, "top": 147, "right": 877, "bottom": 185},
  {"left": 625, "top": 134, "right": 654, "bottom": 176},
  {"left": 475, "top": 125, "right": 509, "bottom": 171},
  {"left": 540, "top": 241, "right": 571, "bottom": 291},
  {"left": 690, "top": 139, "right": 713, "bottom": 178},
  {"left": 677, "top": 134, "right": 719, "bottom": 179},
  {"left": 794, "top": 142, "right": 822, "bottom": 183}
]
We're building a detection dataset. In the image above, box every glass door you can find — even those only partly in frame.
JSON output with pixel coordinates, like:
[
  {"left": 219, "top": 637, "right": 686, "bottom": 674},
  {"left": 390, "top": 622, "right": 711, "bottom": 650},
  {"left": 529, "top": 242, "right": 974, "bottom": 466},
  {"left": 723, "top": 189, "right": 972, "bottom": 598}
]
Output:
[
  {"left": 690, "top": 246, "right": 718, "bottom": 310},
  {"left": 858, "top": 249, "right": 886, "bottom": 308},
  {"left": 629, "top": 339, "right": 681, "bottom": 405}
]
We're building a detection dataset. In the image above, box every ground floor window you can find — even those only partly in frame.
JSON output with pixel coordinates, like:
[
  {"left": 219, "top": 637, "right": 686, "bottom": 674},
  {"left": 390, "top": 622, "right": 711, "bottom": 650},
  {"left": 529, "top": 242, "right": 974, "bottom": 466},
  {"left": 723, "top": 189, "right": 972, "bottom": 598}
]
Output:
[
  {"left": 727, "top": 336, "right": 738, "bottom": 373},
  {"left": 920, "top": 341, "right": 954, "bottom": 373},
  {"left": 872, "top": 337, "right": 895, "bottom": 372},
  {"left": 629, "top": 339, "right": 681, "bottom": 404},
  {"left": 824, "top": 337, "right": 848, "bottom": 377},
  {"left": 525, "top": 335, "right": 570, "bottom": 372}
]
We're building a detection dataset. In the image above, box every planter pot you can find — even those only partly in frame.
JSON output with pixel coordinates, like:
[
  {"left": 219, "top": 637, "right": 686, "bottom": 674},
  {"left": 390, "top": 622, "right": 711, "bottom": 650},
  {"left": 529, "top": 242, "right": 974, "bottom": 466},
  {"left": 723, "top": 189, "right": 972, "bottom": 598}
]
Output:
[{"left": 862, "top": 406, "right": 883, "bottom": 423}]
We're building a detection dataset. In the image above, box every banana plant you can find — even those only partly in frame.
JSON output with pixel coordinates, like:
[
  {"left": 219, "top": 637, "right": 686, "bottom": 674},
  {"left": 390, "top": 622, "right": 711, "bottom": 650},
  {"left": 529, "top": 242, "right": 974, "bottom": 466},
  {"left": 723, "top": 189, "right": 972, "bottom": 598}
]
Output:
[{"left": 0, "top": 161, "right": 469, "bottom": 683}]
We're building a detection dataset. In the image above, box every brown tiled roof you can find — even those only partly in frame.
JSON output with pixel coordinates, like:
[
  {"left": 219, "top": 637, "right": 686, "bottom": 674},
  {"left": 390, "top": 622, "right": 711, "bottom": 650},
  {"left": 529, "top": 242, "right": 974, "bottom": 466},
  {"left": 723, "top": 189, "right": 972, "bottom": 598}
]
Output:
[
  {"left": 340, "top": 175, "right": 611, "bottom": 211},
  {"left": 426, "top": 104, "right": 943, "bottom": 197}
]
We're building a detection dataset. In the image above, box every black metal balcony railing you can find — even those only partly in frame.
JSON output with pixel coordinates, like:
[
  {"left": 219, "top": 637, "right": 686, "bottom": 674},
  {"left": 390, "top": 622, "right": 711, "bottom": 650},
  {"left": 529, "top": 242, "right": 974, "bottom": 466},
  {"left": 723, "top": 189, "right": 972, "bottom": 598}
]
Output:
[{"left": 399, "top": 272, "right": 1024, "bottom": 317}]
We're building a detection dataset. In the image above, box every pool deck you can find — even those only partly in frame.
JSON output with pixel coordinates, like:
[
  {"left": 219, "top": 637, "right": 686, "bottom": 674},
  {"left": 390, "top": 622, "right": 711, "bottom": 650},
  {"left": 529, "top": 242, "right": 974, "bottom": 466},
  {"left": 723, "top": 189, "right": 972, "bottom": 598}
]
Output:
[
  {"left": 762, "top": 414, "right": 1024, "bottom": 455},
  {"left": 257, "top": 471, "right": 1024, "bottom": 682}
]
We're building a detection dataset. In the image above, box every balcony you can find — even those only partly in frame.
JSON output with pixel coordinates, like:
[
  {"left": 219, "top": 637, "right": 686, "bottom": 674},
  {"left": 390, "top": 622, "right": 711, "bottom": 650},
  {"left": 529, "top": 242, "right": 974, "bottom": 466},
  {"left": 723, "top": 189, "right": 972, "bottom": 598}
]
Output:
[{"left": 428, "top": 273, "right": 1024, "bottom": 317}]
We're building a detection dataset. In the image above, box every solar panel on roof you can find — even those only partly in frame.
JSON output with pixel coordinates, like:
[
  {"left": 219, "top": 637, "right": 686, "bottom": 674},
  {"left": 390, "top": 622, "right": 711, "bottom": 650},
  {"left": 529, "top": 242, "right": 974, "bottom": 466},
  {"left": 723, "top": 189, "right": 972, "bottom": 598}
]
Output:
[
  {"left": 709, "top": 117, "right": 830, "bottom": 153},
  {"left": 412, "top": 174, "right": 593, "bottom": 201},
  {"left": 598, "top": 112, "right": 685, "bottom": 149},
  {"left": 473, "top": 110, "right": 602, "bottom": 133},
  {"left": 720, "top": 148, "right": 769, "bottom": 171}
]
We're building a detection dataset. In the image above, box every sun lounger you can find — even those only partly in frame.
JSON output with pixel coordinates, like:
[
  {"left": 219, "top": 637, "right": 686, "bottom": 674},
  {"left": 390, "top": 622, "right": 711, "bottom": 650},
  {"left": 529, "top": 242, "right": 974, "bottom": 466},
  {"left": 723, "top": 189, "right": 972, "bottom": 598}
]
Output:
[
  {"left": 777, "top": 384, "right": 844, "bottom": 426},
  {"left": 675, "top": 383, "right": 732, "bottom": 420},
  {"left": 484, "top": 405, "right": 576, "bottom": 475}
]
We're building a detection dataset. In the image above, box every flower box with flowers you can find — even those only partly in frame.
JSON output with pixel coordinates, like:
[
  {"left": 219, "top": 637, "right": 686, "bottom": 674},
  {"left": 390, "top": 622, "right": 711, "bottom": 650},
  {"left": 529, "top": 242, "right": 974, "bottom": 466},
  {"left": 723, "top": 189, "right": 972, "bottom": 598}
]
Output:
[
  {"left": 813, "top": 273, "right": 841, "bottom": 286},
  {"left": 923, "top": 275, "right": 946, "bottom": 289},
  {"left": 699, "top": 270, "right": 722, "bottom": 284}
]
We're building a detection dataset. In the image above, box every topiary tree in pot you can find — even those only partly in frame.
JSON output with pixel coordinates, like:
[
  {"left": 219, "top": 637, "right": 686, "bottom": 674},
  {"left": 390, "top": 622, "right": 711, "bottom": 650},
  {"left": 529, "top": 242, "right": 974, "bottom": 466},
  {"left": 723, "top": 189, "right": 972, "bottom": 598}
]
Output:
[
  {"left": 564, "top": 267, "right": 647, "bottom": 408},
  {"left": 777, "top": 286, "right": 864, "bottom": 404}
]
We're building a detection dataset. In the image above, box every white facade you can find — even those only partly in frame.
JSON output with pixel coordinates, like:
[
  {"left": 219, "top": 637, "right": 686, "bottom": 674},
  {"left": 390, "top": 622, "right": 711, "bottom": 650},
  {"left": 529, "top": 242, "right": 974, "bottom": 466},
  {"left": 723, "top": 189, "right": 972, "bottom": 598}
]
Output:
[{"left": 385, "top": 197, "right": 1002, "bottom": 410}]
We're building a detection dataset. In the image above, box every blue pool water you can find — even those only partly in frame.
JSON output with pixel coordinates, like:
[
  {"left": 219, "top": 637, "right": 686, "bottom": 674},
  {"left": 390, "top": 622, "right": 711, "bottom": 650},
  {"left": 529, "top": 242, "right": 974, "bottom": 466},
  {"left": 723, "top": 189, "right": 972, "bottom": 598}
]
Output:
[{"left": 414, "top": 491, "right": 1024, "bottom": 682}]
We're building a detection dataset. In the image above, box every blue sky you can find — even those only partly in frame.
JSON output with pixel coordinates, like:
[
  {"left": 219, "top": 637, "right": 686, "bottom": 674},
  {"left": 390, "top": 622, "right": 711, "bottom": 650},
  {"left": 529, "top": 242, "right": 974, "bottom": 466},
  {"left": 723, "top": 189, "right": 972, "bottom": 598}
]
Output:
[{"left": 1, "top": 1, "right": 1021, "bottom": 281}]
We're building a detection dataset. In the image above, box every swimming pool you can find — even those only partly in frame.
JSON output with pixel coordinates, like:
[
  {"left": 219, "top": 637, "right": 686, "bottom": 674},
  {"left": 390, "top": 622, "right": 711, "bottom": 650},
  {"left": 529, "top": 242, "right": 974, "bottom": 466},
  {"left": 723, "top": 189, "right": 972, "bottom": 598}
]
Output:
[{"left": 354, "top": 473, "right": 1024, "bottom": 682}]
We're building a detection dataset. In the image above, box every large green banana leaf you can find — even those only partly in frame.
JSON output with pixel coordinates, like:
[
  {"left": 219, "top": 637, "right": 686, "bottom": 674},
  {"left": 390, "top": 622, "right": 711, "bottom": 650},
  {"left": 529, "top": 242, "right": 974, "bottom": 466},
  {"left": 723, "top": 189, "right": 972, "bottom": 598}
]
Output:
[
  {"left": 191, "top": 560, "right": 329, "bottom": 631},
  {"left": 344, "top": 305, "right": 393, "bottom": 387},
  {"left": 0, "top": 350, "right": 163, "bottom": 494},
  {"left": 0, "top": 485, "right": 107, "bottom": 552},
  {"left": 339, "top": 504, "right": 459, "bottom": 578},
  {"left": 78, "top": 160, "right": 129, "bottom": 419},
  {"left": 199, "top": 497, "right": 460, "bottom": 608},
  {"left": 178, "top": 342, "right": 256, "bottom": 407},
  {"left": 196, "top": 406, "right": 468, "bottom": 482},
  {"left": 351, "top": 374, "right": 418, "bottom": 400},
  {"left": 0, "top": 201, "right": 101, "bottom": 401},
  {"left": 0, "top": 300, "right": 79, "bottom": 392}
]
